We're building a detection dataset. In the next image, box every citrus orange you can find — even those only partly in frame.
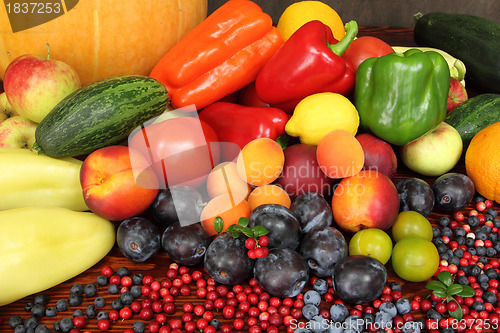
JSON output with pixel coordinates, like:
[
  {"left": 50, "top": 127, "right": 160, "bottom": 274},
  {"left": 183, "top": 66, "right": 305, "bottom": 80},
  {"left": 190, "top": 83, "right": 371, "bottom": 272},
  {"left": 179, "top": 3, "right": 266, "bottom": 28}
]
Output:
[
  {"left": 200, "top": 193, "right": 250, "bottom": 236},
  {"left": 236, "top": 138, "right": 285, "bottom": 187},
  {"left": 316, "top": 130, "right": 365, "bottom": 179},
  {"left": 247, "top": 184, "right": 292, "bottom": 211},
  {"left": 277, "top": 1, "right": 345, "bottom": 41},
  {"left": 206, "top": 161, "right": 252, "bottom": 199},
  {"left": 465, "top": 122, "right": 500, "bottom": 203}
]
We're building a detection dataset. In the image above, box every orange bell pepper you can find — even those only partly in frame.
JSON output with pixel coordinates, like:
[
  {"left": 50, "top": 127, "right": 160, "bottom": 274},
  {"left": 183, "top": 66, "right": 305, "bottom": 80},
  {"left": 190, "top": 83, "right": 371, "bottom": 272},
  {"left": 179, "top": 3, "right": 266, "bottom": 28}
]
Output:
[{"left": 150, "top": 0, "right": 284, "bottom": 110}]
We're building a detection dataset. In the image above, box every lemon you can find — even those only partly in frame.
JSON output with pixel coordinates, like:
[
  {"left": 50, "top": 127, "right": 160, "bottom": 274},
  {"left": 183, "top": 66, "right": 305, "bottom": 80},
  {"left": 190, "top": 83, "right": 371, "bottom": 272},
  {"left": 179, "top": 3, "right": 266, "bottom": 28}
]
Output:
[
  {"left": 285, "top": 92, "right": 359, "bottom": 146},
  {"left": 277, "top": 1, "right": 345, "bottom": 41}
]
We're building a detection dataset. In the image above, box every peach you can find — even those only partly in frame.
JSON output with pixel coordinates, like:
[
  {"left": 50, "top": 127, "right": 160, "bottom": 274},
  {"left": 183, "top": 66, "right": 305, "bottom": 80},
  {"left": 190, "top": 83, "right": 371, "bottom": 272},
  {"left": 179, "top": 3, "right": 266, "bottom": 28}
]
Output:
[
  {"left": 80, "top": 145, "right": 159, "bottom": 221},
  {"left": 331, "top": 169, "right": 400, "bottom": 233}
]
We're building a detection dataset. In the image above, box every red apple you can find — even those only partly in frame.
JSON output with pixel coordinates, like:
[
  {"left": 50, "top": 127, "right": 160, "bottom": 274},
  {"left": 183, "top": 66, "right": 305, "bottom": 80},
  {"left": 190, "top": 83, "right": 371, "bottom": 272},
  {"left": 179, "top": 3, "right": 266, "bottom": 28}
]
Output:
[
  {"left": 80, "top": 145, "right": 159, "bottom": 221},
  {"left": 3, "top": 47, "right": 81, "bottom": 123},
  {"left": 331, "top": 170, "right": 400, "bottom": 233},
  {"left": 0, "top": 115, "right": 37, "bottom": 149},
  {"left": 276, "top": 143, "right": 335, "bottom": 198},
  {"left": 447, "top": 77, "right": 468, "bottom": 115},
  {"left": 0, "top": 92, "right": 18, "bottom": 123},
  {"left": 356, "top": 133, "right": 397, "bottom": 179}
]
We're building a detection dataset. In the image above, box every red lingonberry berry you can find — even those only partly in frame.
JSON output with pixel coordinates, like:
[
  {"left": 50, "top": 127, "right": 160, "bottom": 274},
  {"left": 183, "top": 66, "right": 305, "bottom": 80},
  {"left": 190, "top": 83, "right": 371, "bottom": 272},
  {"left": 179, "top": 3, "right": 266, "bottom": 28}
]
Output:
[
  {"left": 101, "top": 266, "right": 114, "bottom": 278},
  {"left": 140, "top": 308, "right": 153, "bottom": 320},
  {"left": 73, "top": 316, "right": 86, "bottom": 329},
  {"left": 119, "top": 307, "right": 133, "bottom": 320},
  {"left": 233, "top": 318, "right": 245, "bottom": 330},
  {"left": 245, "top": 237, "right": 257, "bottom": 250},
  {"left": 142, "top": 275, "right": 154, "bottom": 285},
  {"left": 97, "top": 319, "right": 110, "bottom": 331},
  {"left": 258, "top": 235, "right": 269, "bottom": 247}
]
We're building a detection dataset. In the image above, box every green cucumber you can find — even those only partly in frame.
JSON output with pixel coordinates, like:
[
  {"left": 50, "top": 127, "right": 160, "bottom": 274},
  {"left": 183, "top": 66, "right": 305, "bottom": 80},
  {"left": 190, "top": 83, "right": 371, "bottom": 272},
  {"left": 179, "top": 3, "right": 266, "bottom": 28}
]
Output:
[
  {"left": 445, "top": 93, "right": 500, "bottom": 149},
  {"left": 32, "top": 75, "right": 169, "bottom": 158},
  {"left": 414, "top": 12, "right": 500, "bottom": 93}
]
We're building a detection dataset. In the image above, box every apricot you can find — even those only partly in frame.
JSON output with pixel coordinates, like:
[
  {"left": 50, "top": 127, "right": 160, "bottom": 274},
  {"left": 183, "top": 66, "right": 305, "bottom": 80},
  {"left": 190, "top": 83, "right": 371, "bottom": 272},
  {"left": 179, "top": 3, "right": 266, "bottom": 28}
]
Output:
[
  {"left": 247, "top": 184, "right": 292, "bottom": 211},
  {"left": 206, "top": 161, "right": 252, "bottom": 199},
  {"left": 236, "top": 138, "right": 285, "bottom": 186},
  {"left": 200, "top": 193, "right": 251, "bottom": 236},
  {"left": 316, "top": 130, "right": 364, "bottom": 179}
]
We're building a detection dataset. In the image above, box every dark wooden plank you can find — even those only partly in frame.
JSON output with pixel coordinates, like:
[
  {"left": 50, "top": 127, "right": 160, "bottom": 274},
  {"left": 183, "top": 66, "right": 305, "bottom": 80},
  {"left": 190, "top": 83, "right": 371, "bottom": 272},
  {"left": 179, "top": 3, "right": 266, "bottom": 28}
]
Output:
[{"left": 208, "top": 0, "right": 500, "bottom": 27}]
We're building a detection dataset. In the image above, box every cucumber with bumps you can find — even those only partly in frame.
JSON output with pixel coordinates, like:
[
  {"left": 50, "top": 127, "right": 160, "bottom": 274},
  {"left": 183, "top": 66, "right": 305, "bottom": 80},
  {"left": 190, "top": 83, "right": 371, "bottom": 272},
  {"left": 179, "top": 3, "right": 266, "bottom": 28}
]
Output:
[{"left": 32, "top": 75, "right": 169, "bottom": 158}]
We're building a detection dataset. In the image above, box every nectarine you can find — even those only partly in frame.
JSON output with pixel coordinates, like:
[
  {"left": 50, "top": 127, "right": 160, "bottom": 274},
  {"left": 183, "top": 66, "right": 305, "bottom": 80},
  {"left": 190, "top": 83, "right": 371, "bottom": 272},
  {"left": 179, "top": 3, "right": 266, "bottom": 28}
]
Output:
[
  {"left": 331, "top": 170, "right": 400, "bottom": 233},
  {"left": 80, "top": 145, "right": 159, "bottom": 221}
]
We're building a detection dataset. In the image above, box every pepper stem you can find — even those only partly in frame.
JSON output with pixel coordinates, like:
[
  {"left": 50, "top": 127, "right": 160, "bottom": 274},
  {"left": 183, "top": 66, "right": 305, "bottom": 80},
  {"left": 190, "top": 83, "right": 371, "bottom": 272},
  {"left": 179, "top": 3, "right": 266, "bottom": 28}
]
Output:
[{"left": 328, "top": 20, "right": 358, "bottom": 56}]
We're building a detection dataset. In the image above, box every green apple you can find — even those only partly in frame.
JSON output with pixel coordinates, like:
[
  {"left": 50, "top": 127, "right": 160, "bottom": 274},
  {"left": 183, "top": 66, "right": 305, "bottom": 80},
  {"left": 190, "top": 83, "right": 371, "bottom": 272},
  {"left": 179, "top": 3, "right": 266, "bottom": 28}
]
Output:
[
  {"left": 392, "top": 210, "right": 433, "bottom": 242},
  {"left": 400, "top": 122, "right": 463, "bottom": 177},
  {"left": 348, "top": 228, "right": 393, "bottom": 264}
]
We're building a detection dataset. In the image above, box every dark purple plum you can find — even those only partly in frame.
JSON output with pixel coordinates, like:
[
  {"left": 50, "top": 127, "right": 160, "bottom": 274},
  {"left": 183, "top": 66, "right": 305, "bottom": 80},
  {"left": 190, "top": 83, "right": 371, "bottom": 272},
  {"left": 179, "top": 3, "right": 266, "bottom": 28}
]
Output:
[
  {"left": 117, "top": 217, "right": 161, "bottom": 262},
  {"left": 249, "top": 204, "right": 302, "bottom": 250},
  {"left": 299, "top": 227, "right": 348, "bottom": 278},
  {"left": 333, "top": 255, "right": 387, "bottom": 304},
  {"left": 432, "top": 173, "right": 475, "bottom": 212},
  {"left": 253, "top": 248, "right": 309, "bottom": 298},
  {"left": 396, "top": 178, "right": 435, "bottom": 217},
  {"left": 204, "top": 233, "right": 253, "bottom": 286},
  {"left": 161, "top": 222, "right": 212, "bottom": 266},
  {"left": 290, "top": 192, "right": 333, "bottom": 233},
  {"left": 149, "top": 185, "right": 203, "bottom": 227}
]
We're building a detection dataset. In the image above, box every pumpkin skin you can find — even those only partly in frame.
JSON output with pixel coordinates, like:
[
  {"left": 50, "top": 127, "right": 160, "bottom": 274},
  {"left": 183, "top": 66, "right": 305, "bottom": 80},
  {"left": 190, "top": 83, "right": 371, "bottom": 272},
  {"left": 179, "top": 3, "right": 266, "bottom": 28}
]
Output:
[{"left": 0, "top": 0, "right": 207, "bottom": 86}]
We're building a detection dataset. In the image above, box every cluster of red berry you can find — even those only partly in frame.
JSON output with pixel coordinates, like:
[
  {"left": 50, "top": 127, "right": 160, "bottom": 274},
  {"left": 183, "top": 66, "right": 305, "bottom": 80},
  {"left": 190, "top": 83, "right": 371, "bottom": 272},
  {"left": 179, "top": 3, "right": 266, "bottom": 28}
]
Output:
[{"left": 244, "top": 236, "right": 270, "bottom": 259}]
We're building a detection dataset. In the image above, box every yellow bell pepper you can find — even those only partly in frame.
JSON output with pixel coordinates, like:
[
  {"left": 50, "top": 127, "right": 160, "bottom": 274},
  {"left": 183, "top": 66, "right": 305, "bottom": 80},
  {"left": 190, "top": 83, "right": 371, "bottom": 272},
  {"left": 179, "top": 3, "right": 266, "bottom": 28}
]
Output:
[
  {"left": 0, "top": 147, "right": 88, "bottom": 211},
  {"left": 0, "top": 207, "right": 115, "bottom": 306}
]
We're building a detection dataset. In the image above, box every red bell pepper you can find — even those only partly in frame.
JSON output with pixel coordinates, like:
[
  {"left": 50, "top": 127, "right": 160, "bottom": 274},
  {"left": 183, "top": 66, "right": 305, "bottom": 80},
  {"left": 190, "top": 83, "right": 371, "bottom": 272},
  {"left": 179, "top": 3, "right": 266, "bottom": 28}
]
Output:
[
  {"left": 198, "top": 102, "right": 288, "bottom": 160},
  {"left": 255, "top": 20, "right": 358, "bottom": 113}
]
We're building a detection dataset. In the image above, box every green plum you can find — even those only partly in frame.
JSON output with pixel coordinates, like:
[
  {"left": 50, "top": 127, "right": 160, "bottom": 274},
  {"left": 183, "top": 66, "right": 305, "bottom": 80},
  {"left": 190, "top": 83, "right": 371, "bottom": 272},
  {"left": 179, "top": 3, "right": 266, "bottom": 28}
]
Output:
[
  {"left": 391, "top": 210, "right": 433, "bottom": 242},
  {"left": 391, "top": 237, "right": 439, "bottom": 282},
  {"left": 348, "top": 228, "right": 393, "bottom": 264}
]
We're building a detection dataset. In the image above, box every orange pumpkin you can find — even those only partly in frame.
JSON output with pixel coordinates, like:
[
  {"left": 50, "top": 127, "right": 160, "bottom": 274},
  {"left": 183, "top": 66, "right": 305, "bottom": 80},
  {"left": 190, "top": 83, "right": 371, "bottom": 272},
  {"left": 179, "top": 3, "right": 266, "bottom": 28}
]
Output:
[{"left": 0, "top": 0, "right": 207, "bottom": 86}]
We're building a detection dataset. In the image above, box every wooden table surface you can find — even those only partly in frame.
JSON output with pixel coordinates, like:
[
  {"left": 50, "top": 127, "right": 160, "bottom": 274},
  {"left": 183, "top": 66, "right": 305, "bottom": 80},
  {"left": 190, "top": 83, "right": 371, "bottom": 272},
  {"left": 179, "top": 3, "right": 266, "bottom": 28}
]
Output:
[{"left": 0, "top": 26, "right": 496, "bottom": 333}]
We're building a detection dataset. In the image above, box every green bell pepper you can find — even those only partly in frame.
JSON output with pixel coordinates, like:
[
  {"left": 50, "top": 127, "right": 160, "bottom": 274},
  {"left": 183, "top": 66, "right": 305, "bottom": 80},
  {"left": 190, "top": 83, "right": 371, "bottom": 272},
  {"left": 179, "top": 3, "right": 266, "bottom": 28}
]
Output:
[{"left": 354, "top": 49, "right": 450, "bottom": 146}]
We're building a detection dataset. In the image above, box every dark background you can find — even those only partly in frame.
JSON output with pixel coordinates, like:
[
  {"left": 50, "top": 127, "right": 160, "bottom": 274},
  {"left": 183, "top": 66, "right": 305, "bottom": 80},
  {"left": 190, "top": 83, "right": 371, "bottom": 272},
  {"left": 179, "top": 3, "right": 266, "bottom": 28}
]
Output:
[{"left": 207, "top": 0, "right": 500, "bottom": 27}]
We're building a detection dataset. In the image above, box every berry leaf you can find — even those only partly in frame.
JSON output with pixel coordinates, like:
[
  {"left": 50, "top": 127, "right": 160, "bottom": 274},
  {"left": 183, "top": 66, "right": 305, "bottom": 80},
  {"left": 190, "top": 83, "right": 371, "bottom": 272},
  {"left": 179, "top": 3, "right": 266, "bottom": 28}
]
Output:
[
  {"left": 437, "top": 271, "right": 453, "bottom": 287},
  {"left": 214, "top": 216, "right": 224, "bottom": 234},
  {"left": 425, "top": 280, "right": 446, "bottom": 291},
  {"left": 432, "top": 289, "right": 447, "bottom": 299},
  {"left": 230, "top": 231, "right": 241, "bottom": 238},
  {"left": 446, "top": 284, "right": 463, "bottom": 296},
  {"left": 241, "top": 228, "right": 255, "bottom": 238},
  {"left": 227, "top": 224, "right": 243, "bottom": 233},
  {"left": 251, "top": 226, "right": 269, "bottom": 238},
  {"left": 455, "top": 285, "right": 475, "bottom": 297},
  {"left": 238, "top": 217, "right": 249, "bottom": 228}
]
